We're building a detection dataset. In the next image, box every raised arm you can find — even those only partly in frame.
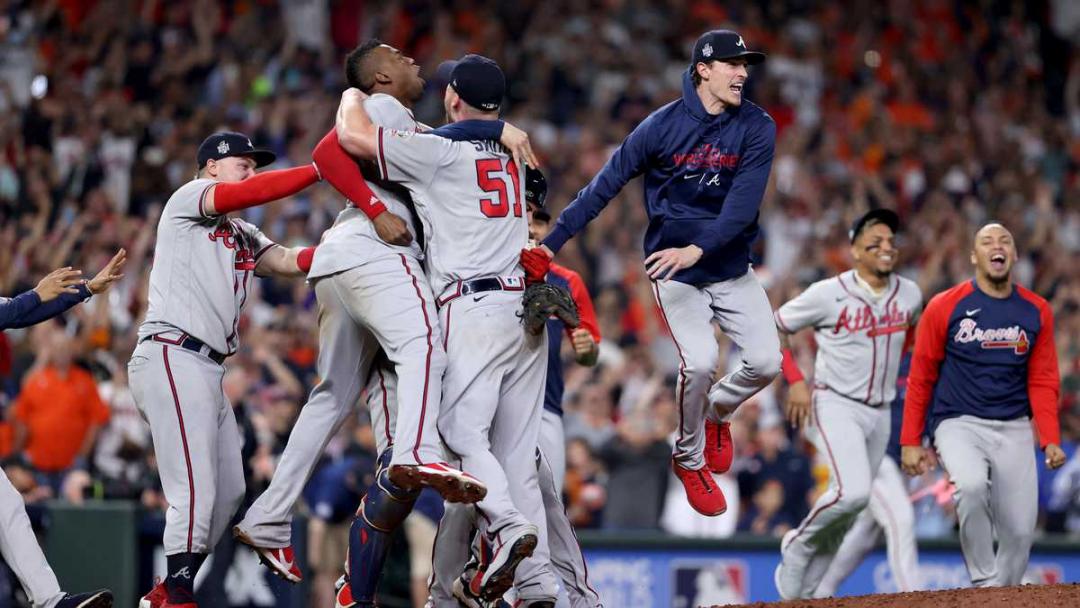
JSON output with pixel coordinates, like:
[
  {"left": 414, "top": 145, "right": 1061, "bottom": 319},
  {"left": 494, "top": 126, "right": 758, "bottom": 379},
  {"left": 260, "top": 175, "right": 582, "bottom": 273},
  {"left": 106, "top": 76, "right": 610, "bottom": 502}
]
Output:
[
  {"left": 203, "top": 164, "right": 320, "bottom": 216},
  {"left": 542, "top": 117, "right": 654, "bottom": 255},
  {"left": 335, "top": 88, "right": 379, "bottom": 160}
]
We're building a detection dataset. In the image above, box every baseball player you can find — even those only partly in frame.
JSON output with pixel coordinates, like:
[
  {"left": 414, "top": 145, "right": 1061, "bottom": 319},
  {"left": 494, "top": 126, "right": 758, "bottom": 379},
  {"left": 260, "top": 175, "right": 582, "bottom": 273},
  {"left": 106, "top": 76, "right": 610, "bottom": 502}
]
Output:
[
  {"left": 772, "top": 209, "right": 923, "bottom": 599},
  {"left": 529, "top": 173, "right": 601, "bottom": 491},
  {"left": 528, "top": 30, "right": 780, "bottom": 516},
  {"left": 233, "top": 39, "right": 531, "bottom": 587},
  {"left": 901, "top": 222, "right": 1065, "bottom": 587},
  {"left": 335, "top": 54, "right": 560, "bottom": 605},
  {"left": 812, "top": 352, "right": 920, "bottom": 597},
  {"left": 0, "top": 253, "right": 125, "bottom": 608},
  {"left": 426, "top": 171, "right": 604, "bottom": 608},
  {"left": 131, "top": 132, "right": 323, "bottom": 608},
  {"left": 232, "top": 42, "right": 536, "bottom": 601}
]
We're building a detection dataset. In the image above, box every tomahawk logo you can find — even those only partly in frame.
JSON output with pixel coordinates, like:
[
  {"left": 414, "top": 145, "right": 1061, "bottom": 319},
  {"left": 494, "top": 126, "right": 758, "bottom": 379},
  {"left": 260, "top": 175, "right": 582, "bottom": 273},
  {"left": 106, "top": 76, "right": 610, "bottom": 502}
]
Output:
[{"left": 954, "top": 318, "right": 1029, "bottom": 355}]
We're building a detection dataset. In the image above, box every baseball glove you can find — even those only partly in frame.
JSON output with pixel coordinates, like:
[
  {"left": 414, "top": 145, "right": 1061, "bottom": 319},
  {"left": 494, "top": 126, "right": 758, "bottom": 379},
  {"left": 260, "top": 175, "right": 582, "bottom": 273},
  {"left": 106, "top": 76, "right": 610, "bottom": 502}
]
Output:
[{"left": 520, "top": 282, "right": 579, "bottom": 335}]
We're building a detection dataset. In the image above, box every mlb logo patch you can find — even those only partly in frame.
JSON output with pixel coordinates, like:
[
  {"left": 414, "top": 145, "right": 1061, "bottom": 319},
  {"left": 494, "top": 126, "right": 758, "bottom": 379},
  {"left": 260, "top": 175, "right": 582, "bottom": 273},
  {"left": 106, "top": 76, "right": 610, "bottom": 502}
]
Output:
[{"left": 671, "top": 560, "right": 748, "bottom": 607}]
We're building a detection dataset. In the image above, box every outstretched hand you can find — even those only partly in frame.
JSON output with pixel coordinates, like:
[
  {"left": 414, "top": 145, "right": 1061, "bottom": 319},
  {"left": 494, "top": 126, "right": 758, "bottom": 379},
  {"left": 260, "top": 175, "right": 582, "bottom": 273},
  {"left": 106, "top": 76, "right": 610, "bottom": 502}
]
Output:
[
  {"left": 87, "top": 249, "right": 127, "bottom": 295},
  {"left": 500, "top": 122, "right": 539, "bottom": 171},
  {"left": 33, "top": 267, "right": 83, "bottom": 302}
]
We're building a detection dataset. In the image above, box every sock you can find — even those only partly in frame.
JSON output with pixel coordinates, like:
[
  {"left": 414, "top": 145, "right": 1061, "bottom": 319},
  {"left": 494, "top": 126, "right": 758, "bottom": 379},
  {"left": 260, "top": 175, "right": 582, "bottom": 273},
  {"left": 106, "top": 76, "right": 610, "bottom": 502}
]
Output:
[{"left": 165, "top": 552, "right": 206, "bottom": 603}]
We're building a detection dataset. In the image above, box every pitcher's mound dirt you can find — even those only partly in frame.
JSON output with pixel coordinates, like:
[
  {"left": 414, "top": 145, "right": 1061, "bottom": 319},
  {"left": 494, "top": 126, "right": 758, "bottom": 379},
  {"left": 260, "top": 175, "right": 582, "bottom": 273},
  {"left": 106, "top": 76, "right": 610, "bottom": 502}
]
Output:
[{"left": 713, "top": 583, "right": 1080, "bottom": 608}]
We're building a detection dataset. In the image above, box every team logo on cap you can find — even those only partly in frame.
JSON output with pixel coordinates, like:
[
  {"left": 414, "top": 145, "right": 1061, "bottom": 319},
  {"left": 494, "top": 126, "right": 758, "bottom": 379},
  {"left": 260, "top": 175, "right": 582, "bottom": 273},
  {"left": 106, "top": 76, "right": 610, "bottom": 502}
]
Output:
[
  {"left": 702, "top": 43, "right": 713, "bottom": 58},
  {"left": 217, "top": 140, "right": 230, "bottom": 155},
  {"left": 737, "top": 36, "right": 746, "bottom": 48}
]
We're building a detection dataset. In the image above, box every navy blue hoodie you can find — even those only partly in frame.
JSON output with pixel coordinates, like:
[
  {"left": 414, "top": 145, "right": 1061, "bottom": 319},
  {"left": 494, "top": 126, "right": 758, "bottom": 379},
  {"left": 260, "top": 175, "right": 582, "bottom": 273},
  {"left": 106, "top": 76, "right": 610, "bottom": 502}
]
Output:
[{"left": 543, "top": 70, "right": 776, "bottom": 286}]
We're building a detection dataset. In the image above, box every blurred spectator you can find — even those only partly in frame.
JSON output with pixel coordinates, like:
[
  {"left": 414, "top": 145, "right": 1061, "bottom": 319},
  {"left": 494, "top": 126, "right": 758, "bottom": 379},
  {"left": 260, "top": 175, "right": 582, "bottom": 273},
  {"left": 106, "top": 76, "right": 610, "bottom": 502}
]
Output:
[
  {"left": 564, "top": 438, "right": 607, "bottom": 529},
  {"left": 564, "top": 382, "right": 616, "bottom": 452},
  {"left": 11, "top": 325, "right": 109, "bottom": 492},
  {"left": 737, "top": 424, "right": 813, "bottom": 534}
]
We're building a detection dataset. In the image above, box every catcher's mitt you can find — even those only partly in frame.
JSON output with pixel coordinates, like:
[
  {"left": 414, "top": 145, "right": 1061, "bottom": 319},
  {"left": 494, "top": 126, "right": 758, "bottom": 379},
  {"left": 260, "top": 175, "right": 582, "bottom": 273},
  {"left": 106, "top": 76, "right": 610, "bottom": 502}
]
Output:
[{"left": 520, "top": 282, "right": 579, "bottom": 335}]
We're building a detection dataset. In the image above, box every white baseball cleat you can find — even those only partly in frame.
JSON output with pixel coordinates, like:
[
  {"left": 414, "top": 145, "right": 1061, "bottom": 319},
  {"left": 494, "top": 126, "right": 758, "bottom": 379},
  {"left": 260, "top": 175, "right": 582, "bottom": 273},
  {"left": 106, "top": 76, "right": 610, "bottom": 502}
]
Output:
[{"left": 388, "top": 462, "right": 488, "bottom": 503}]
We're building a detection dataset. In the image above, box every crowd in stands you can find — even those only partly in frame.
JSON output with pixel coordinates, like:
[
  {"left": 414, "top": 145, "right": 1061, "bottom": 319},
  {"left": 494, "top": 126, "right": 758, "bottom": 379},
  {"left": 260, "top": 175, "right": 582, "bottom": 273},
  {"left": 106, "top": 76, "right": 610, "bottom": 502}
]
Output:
[{"left": 1, "top": 2, "right": 1079, "bottom": 600}]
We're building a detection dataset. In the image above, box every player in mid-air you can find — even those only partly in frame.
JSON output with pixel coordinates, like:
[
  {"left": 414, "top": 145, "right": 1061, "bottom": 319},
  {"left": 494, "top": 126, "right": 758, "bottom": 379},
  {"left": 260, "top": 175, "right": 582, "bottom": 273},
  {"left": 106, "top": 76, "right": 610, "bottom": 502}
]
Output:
[
  {"left": 527, "top": 30, "right": 781, "bottom": 516},
  {"left": 901, "top": 222, "right": 1065, "bottom": 587},
  {"left": 772, "top": 209, "right": 923, "bottom": 599},
  {"left": 132, "top": 132, "right": 323, "bottom": 608},
  {"left": 335, "top": 54, "right": 561, "bottom": 605},
  {"left": 0, "top": 253, "right": 125, "bottom": 608}
]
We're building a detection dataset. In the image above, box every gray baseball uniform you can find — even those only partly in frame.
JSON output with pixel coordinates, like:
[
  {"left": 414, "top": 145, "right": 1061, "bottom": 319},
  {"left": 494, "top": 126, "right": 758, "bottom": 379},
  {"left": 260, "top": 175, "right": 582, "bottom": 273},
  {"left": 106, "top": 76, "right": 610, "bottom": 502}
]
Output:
[
  {"left": 130, "top": 178, "right": 277, "bottom": 556},
  {"left": 236, "top": 94, "right": 447, "bottom": 548},
  {"left": 373, "top": 126, "right": 559, "bottom": 601},
  {"left": 0, "top": 472, "right": 66, "bottom": 607},
  {"left": 774, "top": 270, "right": 922, "bottom": 598}
]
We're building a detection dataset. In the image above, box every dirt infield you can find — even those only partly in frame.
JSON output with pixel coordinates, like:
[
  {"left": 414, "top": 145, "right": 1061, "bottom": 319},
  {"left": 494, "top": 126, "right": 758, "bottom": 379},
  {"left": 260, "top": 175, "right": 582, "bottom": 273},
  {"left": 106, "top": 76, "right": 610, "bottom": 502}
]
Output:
[{"left": 716, "top": 584, "right": 1080, "bottom": 608}]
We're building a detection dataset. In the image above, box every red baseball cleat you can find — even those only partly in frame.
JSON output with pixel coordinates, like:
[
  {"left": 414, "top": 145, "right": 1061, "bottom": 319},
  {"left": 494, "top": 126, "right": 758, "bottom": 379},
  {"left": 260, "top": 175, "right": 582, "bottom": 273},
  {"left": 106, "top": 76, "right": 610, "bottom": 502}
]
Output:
[
  {"left": 233, "top": 527, "right": 303, "bottom": 583},
  {"left": 138, "top": 580, "right": 197, "bottom": 608},
  {"left": 334, "top": 575, "right": 356, "bottom": 608},
  {"left": 388, "top": 462, "right": 488, "bottom": 503},
  {"left": 704, "top": 420, "right": 734, "bottom": 473},
  {"left": 672, "top": 459, "right": 727, "bottom": 516}
]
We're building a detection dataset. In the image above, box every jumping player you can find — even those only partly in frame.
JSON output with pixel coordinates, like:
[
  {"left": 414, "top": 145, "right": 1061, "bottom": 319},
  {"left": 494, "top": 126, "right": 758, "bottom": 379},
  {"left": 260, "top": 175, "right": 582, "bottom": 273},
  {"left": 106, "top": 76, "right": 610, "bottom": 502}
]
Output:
[
  {"left": 0, "top": 253, "right": 125, "bottom": 608},
  {"left": 901, "top": 222, "right": 1065, "bottom": 587},
  {"left": 335, "top": 54, "right": 560, "bottom": 605},
  {"left": 527, "top": 30, "right": 781, "bottom": 516},
  {"left": 771, "top": 209, "right": 922, "bottom": 598},
  {"left": 132, "top": 132, "right": 321, "bottom": 608}
]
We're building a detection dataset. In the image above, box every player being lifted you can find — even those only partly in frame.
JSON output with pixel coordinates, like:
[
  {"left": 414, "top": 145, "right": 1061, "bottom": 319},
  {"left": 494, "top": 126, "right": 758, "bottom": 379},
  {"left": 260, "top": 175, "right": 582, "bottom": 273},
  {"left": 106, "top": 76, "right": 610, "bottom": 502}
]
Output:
[
  {"left": 526, "top": 30, "right": 781, "bottom": 516},
  {"left": 335, "top": 55, "right": 561, "bottom": 605},
  {"left": 772, "top": 210, "right": 923, "bottom": 599}
]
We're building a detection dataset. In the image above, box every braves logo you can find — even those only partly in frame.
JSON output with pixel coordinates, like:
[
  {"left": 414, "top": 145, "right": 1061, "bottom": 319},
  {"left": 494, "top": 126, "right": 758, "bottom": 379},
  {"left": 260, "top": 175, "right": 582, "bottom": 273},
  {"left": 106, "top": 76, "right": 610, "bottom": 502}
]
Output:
[
  {"left": 208, "top": 224, "right": 256, "bottom": 270},
  {"left": 832, "top": 302, "right": 910, "bottom": 336},
  {"left": 954, "top": 318, "right": 1029, "bottom": 354}
]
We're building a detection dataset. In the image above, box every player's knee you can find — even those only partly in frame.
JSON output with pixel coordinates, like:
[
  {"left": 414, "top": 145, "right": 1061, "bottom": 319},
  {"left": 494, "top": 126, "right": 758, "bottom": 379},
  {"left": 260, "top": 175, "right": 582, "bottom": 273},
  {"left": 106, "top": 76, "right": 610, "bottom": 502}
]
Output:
[
  {"left": 682, "top": 347, "right": 720, "bottom": 381},
  {"left": 361, "top": 469, "right": 420, "bottom": 532},
  {"left": 838, "top": 488, "right": 871, "bottom": 513},
  {"left": 949, "top": 473, "right": 988, "bottom": 503},
  {"left": 745, "top": 347, "right": 782, "bottom": 384}
]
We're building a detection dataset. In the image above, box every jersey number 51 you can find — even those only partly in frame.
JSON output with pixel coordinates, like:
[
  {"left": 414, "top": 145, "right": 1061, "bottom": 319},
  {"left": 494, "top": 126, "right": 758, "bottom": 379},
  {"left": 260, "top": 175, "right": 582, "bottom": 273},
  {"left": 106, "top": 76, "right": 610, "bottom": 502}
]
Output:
[{"left": 476, "top": 158, "right": 522, "bottom": 218}]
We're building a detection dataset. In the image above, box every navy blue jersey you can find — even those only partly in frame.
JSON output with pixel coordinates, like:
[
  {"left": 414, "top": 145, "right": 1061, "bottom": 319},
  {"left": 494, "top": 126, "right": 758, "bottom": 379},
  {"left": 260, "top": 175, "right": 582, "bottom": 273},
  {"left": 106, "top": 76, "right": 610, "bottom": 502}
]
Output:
[
  {"left": 542, "top": 263, "right": 600, "bottom": 416},
  {"left": 0, "top": 285, "right": 91, "bottom": 330},
  {"left": 902, "top": 280, "right": 1060, "bottom": 448},
  {"left": 543, "top": 70, "right": 775, "bottom": 286}
]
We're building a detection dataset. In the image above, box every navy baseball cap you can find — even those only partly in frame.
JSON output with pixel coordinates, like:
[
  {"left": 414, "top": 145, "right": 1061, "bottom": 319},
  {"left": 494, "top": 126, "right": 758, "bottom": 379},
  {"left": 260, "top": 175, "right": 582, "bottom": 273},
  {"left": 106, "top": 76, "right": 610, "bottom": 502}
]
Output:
[
  {"left": 692, "top": 30, "right": 766, "bottom": 67},
  {"left": 445, "top": 54, "right": 505, "bottom": 112},
  {"left": 849, "top": 208, "right": 900, "bottom": 243},
  {"left": 197, "top": 132, "right": 276, "bottom": 169}
]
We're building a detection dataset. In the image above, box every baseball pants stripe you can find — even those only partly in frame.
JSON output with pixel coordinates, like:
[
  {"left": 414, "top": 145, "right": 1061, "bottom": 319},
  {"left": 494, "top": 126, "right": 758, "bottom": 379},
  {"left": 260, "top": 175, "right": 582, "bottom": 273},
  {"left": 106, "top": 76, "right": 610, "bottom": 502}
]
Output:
[
  {"left": 129, "top": 340, "right": 245, "bottom": 555},
  {"left": 237, "top": 275, "right": 378, "bottom": 547},
  {"left": 0, "top": 472, "right": 64, "bottom": 608}
]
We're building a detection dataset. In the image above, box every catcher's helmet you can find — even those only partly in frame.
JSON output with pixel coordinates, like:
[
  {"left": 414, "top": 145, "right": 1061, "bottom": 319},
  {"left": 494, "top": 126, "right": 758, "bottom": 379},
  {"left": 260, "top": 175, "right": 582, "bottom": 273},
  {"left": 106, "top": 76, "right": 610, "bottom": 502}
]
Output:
[{"left": 525, "top": 167, "right": 547, "bottom": 208}]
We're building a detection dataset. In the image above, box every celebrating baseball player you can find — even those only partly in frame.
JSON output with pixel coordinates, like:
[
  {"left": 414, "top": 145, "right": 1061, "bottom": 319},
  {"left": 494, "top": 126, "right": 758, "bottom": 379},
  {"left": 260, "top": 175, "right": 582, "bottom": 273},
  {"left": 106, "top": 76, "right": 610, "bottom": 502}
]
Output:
[
  {"left": 527, "top": 30, "right": 781, "bottom": 516},
  {"left": 334, "top": 54, "right": 561, "bottom": 605},
  {"left": 772, "top": 209, "right": 923, "bottom": 599},
  {"left": 813, "top": 352, "right": 920, "bottom": 597},
  {"left": 0, "top": 253, "right": 125, "bottom": 608},
  {"left": 428, "top": 170, "right": 604, "bottom": 608},
  {"left": 232, "top": 40, "right": 531, "bottom": 592},
  {"left": 901, "top": 222, "right": 1065, "bottom": 587},
  {"left": 131, "top": 132, "right": 322, "bottom": 608}
]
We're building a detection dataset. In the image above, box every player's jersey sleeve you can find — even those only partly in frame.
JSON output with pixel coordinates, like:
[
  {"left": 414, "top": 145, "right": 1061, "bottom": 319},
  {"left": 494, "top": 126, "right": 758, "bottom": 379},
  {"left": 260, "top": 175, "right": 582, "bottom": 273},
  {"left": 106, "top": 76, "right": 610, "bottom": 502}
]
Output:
[
  {"left": 235, "top": 219, "right": 279, "bottom": 274},
  {"left": 364, "top": 94, "right": 419, "bottom": 132},
  {"left": 566, "top": 270, "right": 600, "bottom": 342},
  {"left": 900, "top": 292, "right": 951, "bottom": 445},
  {"left": 166, "top": 178, "right": 217, "bottom": 221},
  {"left": 374, "top": 128, "right": 459, "bottom": 189},
  {"left": 775, "top": 281, "right": 829, "bottom": 333},
  {"left": 1026, "top": 297, "right": 1061, "bottom": 448}
]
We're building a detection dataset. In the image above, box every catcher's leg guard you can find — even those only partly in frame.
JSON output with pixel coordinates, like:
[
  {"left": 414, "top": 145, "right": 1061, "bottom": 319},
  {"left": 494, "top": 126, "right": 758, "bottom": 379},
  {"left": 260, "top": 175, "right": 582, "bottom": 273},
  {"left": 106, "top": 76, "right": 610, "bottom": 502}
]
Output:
[{"left": 348, "top": 451, "right": 420, "bottom": 602}]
